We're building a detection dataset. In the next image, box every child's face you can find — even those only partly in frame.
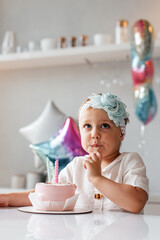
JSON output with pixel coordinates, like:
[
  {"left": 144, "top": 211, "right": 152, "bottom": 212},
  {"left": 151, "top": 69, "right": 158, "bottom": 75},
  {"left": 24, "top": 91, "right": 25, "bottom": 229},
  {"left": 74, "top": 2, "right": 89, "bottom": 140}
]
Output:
[{"left": 79, "top": 108, "right": 124, "bottom": 159}]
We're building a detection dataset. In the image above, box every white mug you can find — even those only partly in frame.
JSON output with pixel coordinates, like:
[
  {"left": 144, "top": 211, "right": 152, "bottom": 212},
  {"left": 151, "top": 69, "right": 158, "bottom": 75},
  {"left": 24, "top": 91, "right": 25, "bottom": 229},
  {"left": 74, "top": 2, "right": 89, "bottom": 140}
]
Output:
[
  {"left": 28, "top": 41, "right": 39, "bottom": 52},
  {"left": 40, "top": 38, "right": 56, "bottom": 51},
  {"left": 93, "top": 34, "right": 112, "bottom": 46}
]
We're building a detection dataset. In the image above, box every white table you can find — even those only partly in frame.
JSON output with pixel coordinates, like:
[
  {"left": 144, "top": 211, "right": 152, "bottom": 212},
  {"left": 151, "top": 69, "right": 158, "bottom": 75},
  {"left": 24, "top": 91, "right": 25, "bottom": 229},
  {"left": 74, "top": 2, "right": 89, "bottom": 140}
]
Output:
[
  {"left": 0, "top": 188, "right": 160, "bottom": 240},
  {"left": 1, "top": 206, "right": 160, "bottom": 240}
]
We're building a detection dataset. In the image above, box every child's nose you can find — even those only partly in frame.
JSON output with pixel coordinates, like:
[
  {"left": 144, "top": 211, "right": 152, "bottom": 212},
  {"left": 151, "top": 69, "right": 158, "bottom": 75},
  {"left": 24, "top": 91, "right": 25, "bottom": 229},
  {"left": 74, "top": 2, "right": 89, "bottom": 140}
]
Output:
[{"left": 91, "top": 128, "right": 100, "bottom": 139}]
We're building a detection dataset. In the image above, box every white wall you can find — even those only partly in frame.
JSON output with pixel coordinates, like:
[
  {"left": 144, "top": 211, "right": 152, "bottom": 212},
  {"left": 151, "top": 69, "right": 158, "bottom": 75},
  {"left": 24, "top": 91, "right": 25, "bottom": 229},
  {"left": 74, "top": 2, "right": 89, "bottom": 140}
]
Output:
[{"left": 0, "top": 0, "right": 160, "bottom": 193}]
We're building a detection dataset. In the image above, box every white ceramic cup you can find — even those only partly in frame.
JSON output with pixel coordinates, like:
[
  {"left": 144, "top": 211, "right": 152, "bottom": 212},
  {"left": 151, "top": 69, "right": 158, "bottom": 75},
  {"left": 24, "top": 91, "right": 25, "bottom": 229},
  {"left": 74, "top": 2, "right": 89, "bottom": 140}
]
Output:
[
  {"left": 93, "top": 34, "right": 112, "bottom": 46},
  {"left": 40, "top": 38, "right": 56, "bottom": 51},
  {"left": 28, "top": 41, "right": 39, "bottom": 52}
]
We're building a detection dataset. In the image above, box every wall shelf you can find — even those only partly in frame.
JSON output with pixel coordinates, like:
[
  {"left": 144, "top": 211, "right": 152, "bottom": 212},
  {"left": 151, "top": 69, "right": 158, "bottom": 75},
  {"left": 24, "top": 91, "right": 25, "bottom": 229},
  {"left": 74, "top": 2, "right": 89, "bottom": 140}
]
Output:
[{"left": 0, "top": 41, "right": 160, "bottom": 71}]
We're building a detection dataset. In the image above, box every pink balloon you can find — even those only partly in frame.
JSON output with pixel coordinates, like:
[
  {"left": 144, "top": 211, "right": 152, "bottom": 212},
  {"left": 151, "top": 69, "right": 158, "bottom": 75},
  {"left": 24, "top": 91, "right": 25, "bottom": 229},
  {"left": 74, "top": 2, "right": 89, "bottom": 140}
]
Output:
[
  {"left": 132, "top": 58, "right": 154, "bottom": 87},
  {"left": 131, "top": 20, "right": 153, "bottom": 61},
  {"left": 51, "top": 117, "right": 87, "bottom": 157},
  {"left": 30, "top": 117, "right": 87, "bottom": 171}
]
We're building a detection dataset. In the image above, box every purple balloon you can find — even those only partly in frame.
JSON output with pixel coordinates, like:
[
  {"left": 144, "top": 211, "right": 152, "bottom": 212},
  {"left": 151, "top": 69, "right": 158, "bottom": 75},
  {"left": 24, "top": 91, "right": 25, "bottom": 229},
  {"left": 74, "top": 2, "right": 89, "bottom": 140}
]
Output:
[
  {"left": 30, "top": 117, "right": 87, "bottom": 172},
  {"left": 51, "top": 117, "right": 87, "bottom": 157}
]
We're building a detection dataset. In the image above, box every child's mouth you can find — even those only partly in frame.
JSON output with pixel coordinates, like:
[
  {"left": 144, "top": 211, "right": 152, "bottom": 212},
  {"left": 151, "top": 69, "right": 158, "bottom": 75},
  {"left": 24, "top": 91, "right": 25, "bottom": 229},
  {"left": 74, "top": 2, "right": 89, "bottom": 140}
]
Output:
[{"left": 91, "top": 144, "right": 102, "bottom": 151}]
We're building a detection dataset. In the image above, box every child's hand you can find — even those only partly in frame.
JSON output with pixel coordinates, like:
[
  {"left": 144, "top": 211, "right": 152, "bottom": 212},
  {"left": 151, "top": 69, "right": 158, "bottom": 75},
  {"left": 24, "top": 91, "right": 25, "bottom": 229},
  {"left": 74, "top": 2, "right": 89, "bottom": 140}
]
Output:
[
  {"left": 0, "top": 194, "right": 9, "bottom": 207},
  {"left": 83, "top": 152, "right": 102, "bottom": 183}
]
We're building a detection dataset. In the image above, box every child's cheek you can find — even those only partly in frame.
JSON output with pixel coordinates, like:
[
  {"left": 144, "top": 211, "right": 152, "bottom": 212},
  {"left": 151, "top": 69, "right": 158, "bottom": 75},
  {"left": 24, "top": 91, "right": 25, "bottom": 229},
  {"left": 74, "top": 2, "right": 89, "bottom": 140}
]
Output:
[
  {"left": 83, "top": 144, "right": 88, "bottom": 153},
  {"left": 81, "top": 139, "right": 86, "bottom": 150},
  {"left": 81, "top": 141, "right": 89, "bottom": 153}
]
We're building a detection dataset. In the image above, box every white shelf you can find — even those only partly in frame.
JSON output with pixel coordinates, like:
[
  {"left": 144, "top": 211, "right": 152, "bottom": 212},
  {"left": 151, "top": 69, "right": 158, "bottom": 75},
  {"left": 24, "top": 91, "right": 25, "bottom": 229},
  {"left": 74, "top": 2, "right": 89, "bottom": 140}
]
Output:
[{"left": 0, "top": 41, "right": 160, "bottom": 71}]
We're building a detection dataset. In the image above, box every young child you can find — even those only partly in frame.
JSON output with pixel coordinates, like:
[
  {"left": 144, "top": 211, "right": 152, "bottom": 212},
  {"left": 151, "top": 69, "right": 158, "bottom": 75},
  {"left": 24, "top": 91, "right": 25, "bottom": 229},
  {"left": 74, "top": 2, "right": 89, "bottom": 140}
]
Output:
[{"left": 0, "top": 93, "right": 149, "bottom": 213}]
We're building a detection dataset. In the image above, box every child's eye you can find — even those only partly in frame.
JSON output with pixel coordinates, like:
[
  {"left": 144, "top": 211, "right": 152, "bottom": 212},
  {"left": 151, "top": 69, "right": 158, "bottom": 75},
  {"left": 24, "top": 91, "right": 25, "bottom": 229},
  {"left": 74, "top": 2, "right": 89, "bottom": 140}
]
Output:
[
  {"left": 84, "top": 124, "right": 91, "bottom": 129},
  {"left": 101, "top": 123, "right": 110, "bottom": 129}
]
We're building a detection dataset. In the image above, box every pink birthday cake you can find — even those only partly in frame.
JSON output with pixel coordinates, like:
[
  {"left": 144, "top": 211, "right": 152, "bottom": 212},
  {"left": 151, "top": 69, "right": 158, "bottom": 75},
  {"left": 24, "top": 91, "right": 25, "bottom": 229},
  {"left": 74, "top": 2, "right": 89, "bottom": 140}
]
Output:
[
  {"left": 35, "top": 182, "right": 76, "bottom": 202},
  {"left": 29, "top": 157, "right": 78, "bottom": 211},
  {"left": 28, "top": 182, "right": 78, "bottom": 211}
]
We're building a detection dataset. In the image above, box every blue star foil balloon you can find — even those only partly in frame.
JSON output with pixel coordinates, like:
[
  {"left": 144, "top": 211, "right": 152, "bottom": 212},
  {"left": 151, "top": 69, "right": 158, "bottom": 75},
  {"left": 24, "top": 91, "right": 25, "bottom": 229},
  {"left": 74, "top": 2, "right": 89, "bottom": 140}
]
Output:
[
  {"left": 131, "top": 19, "right": 157, "bottom": 125},
  {"left": 30, "top": 117, "right": 87, "bottom": 172}
]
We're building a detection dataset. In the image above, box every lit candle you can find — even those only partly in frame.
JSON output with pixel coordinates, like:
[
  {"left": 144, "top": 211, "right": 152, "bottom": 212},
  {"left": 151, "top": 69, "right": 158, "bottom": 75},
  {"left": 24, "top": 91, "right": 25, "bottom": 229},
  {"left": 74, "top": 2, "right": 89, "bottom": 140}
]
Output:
[{"left": 54, "top": 156, "right": 59, "bottom": 183}]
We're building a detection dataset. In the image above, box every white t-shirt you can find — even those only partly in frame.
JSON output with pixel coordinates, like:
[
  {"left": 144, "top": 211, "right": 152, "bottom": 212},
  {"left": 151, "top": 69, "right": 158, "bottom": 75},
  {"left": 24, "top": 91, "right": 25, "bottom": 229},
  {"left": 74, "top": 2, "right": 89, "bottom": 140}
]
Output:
[{"left": 59, "top": 152, "right": 149, "bottom": 211}]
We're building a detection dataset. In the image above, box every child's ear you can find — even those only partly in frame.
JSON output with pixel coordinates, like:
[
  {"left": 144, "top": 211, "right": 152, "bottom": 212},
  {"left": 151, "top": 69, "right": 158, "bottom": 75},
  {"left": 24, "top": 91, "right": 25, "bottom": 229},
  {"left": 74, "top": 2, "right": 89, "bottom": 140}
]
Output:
[{"left": 120, "top": 134, "right": 124, "bottom": 141}]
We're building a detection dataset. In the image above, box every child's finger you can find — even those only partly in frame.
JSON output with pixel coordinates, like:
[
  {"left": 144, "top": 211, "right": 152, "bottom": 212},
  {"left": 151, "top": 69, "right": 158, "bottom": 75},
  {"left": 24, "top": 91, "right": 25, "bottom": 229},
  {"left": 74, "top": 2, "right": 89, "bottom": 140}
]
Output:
[
  {"left": 90, "top": 153, "right": 96, "bottom": 161},
  {"left": 83, "top": 155, "right": 92, "bottom": 169},
  {"left": 84, "top": 155, "right": 92, "bottom": 159},
  {"left": 83, "top": 159, "right": 87, "bottom": 169},
  {"left": 90, "top": 153, "right": 100, "bottom": 162},
  {"left": 95, "top": 151, "right": 102, "bottom": 161},
  {"left": 83, "top": 158, "right": 92, "bottom": 169}
]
